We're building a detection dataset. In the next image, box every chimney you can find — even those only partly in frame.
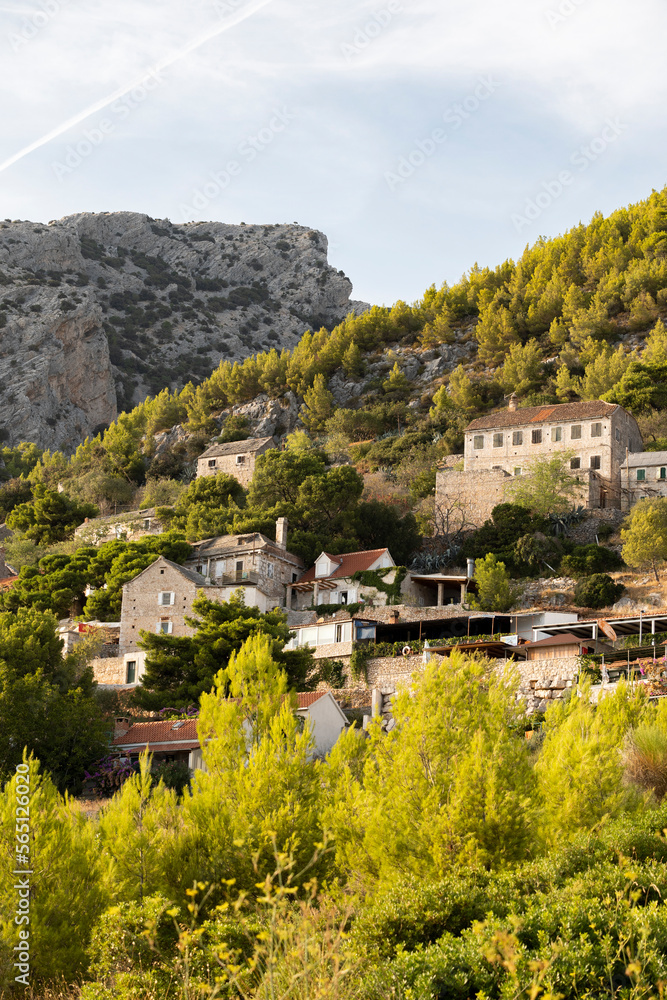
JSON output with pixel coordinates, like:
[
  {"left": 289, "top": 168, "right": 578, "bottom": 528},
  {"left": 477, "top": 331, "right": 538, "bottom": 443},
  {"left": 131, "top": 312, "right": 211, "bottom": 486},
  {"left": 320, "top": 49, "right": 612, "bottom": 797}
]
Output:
[
  {"left": 466, "top": 558, "right": 475, "bottom": 579},
  {"left": 508, "top": 392, "right": 518, "bottom": 412},
  {"left": 276, "top": 517, "right": 288, "bottom": 550},
  {"left": 114, "top": 717, "right": 131, "bottom": 737},
  {"left": 389, "top": 609, "right": 399, "bottom": 624}
]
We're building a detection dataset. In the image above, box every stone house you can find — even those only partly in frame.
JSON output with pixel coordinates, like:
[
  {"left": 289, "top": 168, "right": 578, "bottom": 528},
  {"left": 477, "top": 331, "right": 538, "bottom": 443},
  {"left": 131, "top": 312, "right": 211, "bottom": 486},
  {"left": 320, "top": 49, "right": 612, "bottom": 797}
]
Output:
[
  {"left": 185, "top": 518, "right": 304, "bottom": 612},
  {"left": 620, "top": 450, "right": 667, "bottom": 509},
  {"left": 196, "top": 436, "right": 276, "bottom": 488},
  {"left": 290, "top": 548, "right": 397, "bottom": 609},
  {"left": 437, "top": 398, "right": 643, "bottom": 526},
  {"left": 75, "top": 507, "right": 165, "bottom": 546},
  {"left": 112, "top": 692, "right": 348, "bottom": 767},
  {"left": 119, "top": 555, "right": 225, "bottom": 649}
]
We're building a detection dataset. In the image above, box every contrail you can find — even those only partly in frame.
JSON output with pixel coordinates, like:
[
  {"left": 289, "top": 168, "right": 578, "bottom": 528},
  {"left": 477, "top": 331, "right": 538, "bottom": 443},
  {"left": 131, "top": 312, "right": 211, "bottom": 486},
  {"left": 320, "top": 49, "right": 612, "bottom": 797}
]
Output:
[{"left": 0, "top": 0, "right": 276, "bottom": 174}]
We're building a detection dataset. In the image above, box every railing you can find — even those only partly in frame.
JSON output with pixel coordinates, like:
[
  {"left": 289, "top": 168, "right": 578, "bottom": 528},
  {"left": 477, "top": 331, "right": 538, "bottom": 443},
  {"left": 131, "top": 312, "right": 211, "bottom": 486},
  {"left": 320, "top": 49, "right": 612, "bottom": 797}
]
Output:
[{"left": 215, "top": 571, "right": 262, "bottom": 587}]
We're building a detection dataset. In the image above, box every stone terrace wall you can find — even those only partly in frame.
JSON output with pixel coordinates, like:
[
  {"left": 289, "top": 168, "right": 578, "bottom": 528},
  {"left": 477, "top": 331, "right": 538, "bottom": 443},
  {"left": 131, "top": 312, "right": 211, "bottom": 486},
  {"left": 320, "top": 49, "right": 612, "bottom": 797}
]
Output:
[
  {"left": 333, "top": 651, "right": 580, "bottom": 717},
  {"left": 91, "top": 655, "right": 127, "bottom": 685},
  {"left": 435, "top": 469, "right": 512, "bottom": 528}
]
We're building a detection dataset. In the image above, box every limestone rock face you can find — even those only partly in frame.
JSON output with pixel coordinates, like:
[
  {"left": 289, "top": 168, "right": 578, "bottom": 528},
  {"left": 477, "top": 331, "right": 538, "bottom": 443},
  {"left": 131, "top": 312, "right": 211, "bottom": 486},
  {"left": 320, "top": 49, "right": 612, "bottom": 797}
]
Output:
[{"left": 0, "top": 211, "right": 367, "bottom": 451}]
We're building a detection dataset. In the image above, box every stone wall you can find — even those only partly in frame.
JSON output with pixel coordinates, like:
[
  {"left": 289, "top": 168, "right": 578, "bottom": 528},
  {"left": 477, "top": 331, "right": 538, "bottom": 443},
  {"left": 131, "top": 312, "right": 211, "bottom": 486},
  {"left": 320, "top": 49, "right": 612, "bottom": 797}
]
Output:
[
  {"left": 91, "top": 655, "right": 127, "bottom": 685},
  {"left": 311, "top": 641, "right": 353, "bottom": 661},
  {"left": 120, "top": 557, "right": 225, "bottom": 647},
  {"left": 327, "top": 651, "right": 581, "bottom": 719},
  {"left": 435, "top": 468, "right": 514, "bottom": 528},
  {"left": 196, "top": 442, "right": 273, "bottom": 488}
]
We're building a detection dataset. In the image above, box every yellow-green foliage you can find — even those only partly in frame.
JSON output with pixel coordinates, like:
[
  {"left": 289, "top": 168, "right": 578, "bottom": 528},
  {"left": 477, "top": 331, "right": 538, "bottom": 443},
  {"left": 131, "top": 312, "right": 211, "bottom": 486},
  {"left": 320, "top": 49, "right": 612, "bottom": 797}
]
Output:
[{"left": 535, "top": 679, "right": 647, "bottom": 844}]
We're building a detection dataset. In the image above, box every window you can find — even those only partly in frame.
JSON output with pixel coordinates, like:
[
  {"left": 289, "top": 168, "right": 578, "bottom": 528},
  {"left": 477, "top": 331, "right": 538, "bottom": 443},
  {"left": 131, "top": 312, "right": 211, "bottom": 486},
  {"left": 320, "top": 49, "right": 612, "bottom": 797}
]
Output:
[
  {"left": 335, "top": 624, "right": 342, "bottom": 643},
  {"left": 143, "top": 518, "right": 151, "bottom": 530},
  {"left": 207, "top": 459, "right": 216, "bottom": 468},
  {"left": 292, "top": 572, "right": 298, "bottom": 583},
  {"left": 340, "top": 591, "right": 348, "bottom": 605},
  {"left": 615, "top": 428, "right": 621, "bottom": 442},
  {"left": 196, "top": 565, "right": 203, "bottom": 575},
  {"left": 157, "top": 620, "right": 173, "bottom": 635},
  {"left": 158, "top": 591, "right": 174, "bottom": 606},
  {"left": 591, "top": 422, "right": 602, "bottom": 438},
  {"left": 235, "top": 560, "right": 244, "bottom": 581},
  {"left": 473, "top": 435, "right": 484, "bottom": 449},
  {"left": 661, "top": 468, "right": 666, "bottom": 480},
  {"left": 637, "top": 469, "right": 646, "bottom": 481},
  {"left": 514, "top": 467, "right": 521, "bottom": 477},
  {"left": 570, "top": 457, "right": 581, "bottom": 470},
  {"left": 512, "top": 430, "right": 523, "bottom": 446},
  {"left": 531, "top": 429, "right": 542, "bottom": 444},
  {"left": 551, "top": 427, "right": 562, "bottom": 442},
  {"left": 236, "top": 455, "right": 246, "bottom": 465},
  {"left": 493, "top": 433, "right": 503, "bottom": 448},
  {"left": 126, "top": 660, "right": 136, "bottom": 684},
  {"left": 266, "top": 563, "right": 274, "bottom": 578},
  {"left": 571, "top": 425, "right": 582, "bottom": 440},
  {"left": 590, "top": 455, "right": 601, "bottom": 470}
]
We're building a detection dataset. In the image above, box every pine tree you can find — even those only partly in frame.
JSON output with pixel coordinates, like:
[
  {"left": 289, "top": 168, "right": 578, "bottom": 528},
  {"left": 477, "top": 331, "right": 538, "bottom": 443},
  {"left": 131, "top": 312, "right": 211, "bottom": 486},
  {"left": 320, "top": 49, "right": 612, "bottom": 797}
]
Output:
[
  {"left": 300, "top": 373, "right": 335, "bottom": 434},
  {"left": 501, "top": 338, "right": 544, "bottom": 396},
  {"left": 621, "top": 498, "right": 667, "bottom": 582},
  {"left": 643, "top": 318, "right": 667, "bottom": 364},
  {"left": 98, "top": 752, "right": 179, "bottom": 902},
  {"left": 469, "top": 553, "right": 517, "bottom": 612},
  {"left": 535, "top": 680, "right": 647, "bottom": 844},
  {"left": 0, "top": 754, "right": 107, "bottom": 984},
  {"left": 342, "top": 341, "right": 364, "bottom": 378}
]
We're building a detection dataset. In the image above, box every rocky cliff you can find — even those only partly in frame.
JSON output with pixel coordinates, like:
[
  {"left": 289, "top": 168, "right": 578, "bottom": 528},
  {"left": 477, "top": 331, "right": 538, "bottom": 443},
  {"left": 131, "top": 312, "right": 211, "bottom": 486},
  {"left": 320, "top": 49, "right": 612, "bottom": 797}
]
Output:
[{"left": 0, "top": 212, "right": 367, "bottom": 452}]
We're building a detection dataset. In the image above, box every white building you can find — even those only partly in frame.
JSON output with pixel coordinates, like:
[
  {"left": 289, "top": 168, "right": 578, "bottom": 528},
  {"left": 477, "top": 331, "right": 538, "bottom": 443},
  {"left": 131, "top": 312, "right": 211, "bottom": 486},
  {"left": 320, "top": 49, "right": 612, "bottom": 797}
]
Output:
[{"left": 620, "top": 451, "right": 667, "bottom": 509}]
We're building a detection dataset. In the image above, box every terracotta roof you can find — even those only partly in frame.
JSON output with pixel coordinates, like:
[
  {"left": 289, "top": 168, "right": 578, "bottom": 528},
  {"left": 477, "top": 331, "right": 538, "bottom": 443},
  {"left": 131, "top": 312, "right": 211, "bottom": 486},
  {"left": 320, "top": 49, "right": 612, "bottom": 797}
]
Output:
[
  {"left": 298, "top": 548, "right": 392, "bottom": 584},
  {"left": 525, "top": 632, "right": 583, "bottom": 649},
  {"left": 198, "top": 436, "right": 275, "bottom": 459},
  {"left": 113, "top": 718, "right": 199, "bottom": 749},
  {"left": 466, "top": 400, "right": 618, "bottom": 431},
  {"left": 296, "top": 691, "right": 327, "bottom": 708}
]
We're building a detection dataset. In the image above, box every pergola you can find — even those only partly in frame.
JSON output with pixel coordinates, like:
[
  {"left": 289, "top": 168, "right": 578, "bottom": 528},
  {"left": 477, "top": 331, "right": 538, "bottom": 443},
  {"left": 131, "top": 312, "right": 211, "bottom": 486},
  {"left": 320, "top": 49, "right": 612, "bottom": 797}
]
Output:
[{"left": 536, "top": 612, "right": 667, "bottom": 643}]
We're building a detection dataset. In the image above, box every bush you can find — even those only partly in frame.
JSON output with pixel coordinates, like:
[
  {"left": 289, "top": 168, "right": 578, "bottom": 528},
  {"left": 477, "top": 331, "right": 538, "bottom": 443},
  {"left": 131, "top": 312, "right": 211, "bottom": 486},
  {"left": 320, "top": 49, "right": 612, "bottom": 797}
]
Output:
[
  {"left": 573, "top": 572, "right": 624, "bottom": 608},
  {"left": 151, "top": 759, "right": 191, "bottom": 796},
  {"left": 560, "top": 543, "right": 624, "bottom": 577}
]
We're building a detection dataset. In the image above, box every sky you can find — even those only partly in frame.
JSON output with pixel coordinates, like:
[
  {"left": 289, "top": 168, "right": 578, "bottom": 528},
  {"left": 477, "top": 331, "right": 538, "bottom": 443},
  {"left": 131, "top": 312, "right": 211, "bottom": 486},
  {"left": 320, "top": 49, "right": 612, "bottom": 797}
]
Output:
[{"left": 0, "top": 0, "right": 665, "bottom": 306}]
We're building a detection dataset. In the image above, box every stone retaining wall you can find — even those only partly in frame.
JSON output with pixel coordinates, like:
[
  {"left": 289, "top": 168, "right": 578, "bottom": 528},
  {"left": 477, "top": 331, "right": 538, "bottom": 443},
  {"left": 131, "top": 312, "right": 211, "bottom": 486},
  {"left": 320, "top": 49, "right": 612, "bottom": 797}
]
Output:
[{"left": 330, "top": 651, "right": 581, "bottom": 719}]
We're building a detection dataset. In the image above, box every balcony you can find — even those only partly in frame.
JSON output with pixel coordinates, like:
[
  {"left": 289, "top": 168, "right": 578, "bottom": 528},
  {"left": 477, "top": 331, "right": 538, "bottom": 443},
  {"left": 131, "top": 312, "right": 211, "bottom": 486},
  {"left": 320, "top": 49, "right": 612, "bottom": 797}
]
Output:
[{"left": 215, "top": 571, "right": 262, "bottom": 587}]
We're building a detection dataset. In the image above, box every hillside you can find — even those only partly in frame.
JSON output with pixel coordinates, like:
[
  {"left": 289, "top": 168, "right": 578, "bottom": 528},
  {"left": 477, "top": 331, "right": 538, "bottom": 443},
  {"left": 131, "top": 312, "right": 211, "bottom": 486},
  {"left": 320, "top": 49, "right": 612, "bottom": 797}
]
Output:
[
  {"left": 3, "top": 187, "right": 667, "bottom": 538},
  {"left": 0, "top": 212, "right": 366, "bottom": 451}
]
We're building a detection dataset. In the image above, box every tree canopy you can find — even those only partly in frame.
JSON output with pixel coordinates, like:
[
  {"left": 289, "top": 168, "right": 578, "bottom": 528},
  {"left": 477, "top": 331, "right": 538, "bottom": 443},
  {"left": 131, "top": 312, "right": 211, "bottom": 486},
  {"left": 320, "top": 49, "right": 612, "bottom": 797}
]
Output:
[{"left": 133, "top": 590, "right": 315, "bottom": 711}]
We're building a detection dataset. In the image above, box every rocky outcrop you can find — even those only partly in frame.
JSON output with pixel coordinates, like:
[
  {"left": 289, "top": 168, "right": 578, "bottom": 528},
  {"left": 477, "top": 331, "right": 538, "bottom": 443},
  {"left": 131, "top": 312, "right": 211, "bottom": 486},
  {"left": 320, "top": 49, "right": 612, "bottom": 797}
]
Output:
[{"left": 0, "top": 212, "right": 368, "bottom": 451}]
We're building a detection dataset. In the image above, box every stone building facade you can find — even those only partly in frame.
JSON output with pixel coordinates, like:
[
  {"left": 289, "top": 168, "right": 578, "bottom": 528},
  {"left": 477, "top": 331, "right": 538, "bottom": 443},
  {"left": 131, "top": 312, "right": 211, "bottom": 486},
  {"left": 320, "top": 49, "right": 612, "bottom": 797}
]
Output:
[
  {"left": 185, "top": 518, "right": 304, "bottom": 611},
  {"left": 436, "top": 398, "right": 643, "bottom": 526},
  {"left": 75, "top": 507, "right": 164, "bottom": 545},
  {"left": 119, "top": 556, "right": 226, "bottom": 649},
  {"left": 195, "top": 436, "right": 275, "bottom": 488},
  {"left": 620, "top": 450, "right": 667, "bottom": 509}
]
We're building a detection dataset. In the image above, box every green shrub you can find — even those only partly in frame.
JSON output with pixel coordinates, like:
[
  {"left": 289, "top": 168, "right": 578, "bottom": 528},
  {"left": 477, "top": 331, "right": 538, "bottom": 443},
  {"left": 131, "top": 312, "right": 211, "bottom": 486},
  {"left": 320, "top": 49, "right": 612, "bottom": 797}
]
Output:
[
  {"left": 573, "top": 572, "right": 625, "bottom": 608},
  {"left": 561, "top": 543, "right": 624, "bottom": 577}
]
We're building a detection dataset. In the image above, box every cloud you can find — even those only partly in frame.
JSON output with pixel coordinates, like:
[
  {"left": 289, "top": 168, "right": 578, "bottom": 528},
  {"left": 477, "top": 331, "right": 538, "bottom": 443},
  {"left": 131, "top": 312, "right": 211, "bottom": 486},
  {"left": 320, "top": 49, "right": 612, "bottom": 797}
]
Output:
[{"left": 0, "top": 0, "right": 665, "bottom": 303}]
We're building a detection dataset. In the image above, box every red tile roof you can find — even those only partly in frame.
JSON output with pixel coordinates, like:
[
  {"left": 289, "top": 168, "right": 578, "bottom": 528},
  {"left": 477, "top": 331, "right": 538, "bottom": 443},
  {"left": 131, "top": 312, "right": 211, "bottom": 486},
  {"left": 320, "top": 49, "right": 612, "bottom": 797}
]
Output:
[
  {"left": 466, "top": 400, "right": 618, "bottom": 431},
  {"left": 113, "top": 719, "right": 199, "bottom": 750},
  {"left": 298, "top": 549, "right": 391, "bottom": 584},
  {"left": 296, "top": 691, "right": 327, "bottom": 708}
]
